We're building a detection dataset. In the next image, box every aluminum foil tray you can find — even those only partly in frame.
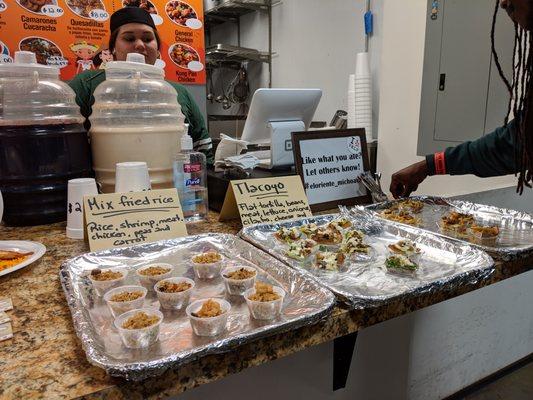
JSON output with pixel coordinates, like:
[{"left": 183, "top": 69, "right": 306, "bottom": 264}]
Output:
[
  {"left": 60, "top": 234, "right": 335, "bottom": 381},
  {"left": 365, "top": 196, "right": 533, "bottom": 260},
  {"left": 240, "top": 213, "right": 494, "bottom": 309}
]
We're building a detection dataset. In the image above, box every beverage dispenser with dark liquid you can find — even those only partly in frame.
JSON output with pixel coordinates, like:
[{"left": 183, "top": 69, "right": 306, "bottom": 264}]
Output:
[{"left": 0, "top": 51, "right": 92, "bottom": 226}]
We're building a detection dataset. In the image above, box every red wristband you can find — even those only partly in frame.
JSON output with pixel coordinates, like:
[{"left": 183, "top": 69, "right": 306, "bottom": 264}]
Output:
[{"left": 434, "top": 152, "right": 446, "bottom": 175}]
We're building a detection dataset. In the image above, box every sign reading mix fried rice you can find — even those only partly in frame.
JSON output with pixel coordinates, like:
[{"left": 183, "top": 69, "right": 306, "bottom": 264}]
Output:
[{"left": 0, "top": 0, "right": 206, "bottom": 84}]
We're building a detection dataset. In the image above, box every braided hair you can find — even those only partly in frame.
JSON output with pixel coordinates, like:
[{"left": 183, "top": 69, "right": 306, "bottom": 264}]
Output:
[{"left": 491, "top": 0, "right": 533, "bottom": 194}]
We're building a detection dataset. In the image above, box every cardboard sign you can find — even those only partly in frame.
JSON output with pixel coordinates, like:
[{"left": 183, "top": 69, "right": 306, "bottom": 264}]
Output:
[
  {"left": 83, "top": 188, "right": 187, "bottom": 251},
  {"left": 0, "top": 0, "right": 206, "bottom": 84},
  {"left": 219, "top": 176, "right": 312, "bottom": 226},
  {"left": 292, "top": 128, "right": 372, "bottom": 212}
]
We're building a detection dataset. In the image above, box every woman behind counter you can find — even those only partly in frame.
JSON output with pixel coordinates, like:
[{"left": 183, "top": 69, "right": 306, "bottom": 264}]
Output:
[{"left": 68, "top": 7, "right": 214, "bottom": 165}]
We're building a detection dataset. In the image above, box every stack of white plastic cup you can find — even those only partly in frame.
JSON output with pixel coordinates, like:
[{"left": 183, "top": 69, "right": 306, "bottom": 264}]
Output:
[
  {"left": 66, "top": 178, "right": 98, "bottom": 239},
  {"left": 347, "top": 74, "right": 356, "bottom": 129},
  {"left": 115, "top": 162, "right": 152, "bottom": 193},
  {"left": 354, "top": 52, "right": 373, "bottom": 142}
]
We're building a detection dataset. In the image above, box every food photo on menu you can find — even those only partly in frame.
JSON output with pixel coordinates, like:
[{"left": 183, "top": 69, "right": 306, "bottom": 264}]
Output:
[
  {"left": 2, "top": 1, "right": 533, "bottom": 399},
  {"left": 65, "top": 0, "right": 106, "bottom": 18}
]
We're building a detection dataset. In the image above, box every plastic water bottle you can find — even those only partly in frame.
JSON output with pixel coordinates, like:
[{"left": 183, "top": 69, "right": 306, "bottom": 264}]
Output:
[{"left": 173, "top": 133, "right": 208, "bottom": 222}]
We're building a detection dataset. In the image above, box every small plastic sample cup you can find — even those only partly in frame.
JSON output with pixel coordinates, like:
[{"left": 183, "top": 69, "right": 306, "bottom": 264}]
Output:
[
  {"left": 221, "top": 266, "right": 257, "bottom": 296},
  {"left": 186, "top": 298, "right": 230, "bottom": 337},
  {"left": 114, "top": 308, "right": 163, "bottom": 349},
  {"left": 104, "top": 285, "right": 147, "bottom": 318},
  {"left": 190, "top": 253, "right": 224, "bottom": 279},
  {"left": 244, "top": 286, "right": 285, "bottom": 320},
  {"left": 88, "top": 268, "right": 127, "bottom": 296},
  {"left": 135, "top": 263, "right": 174, "bottom": 291},
  {"left": 154, "top": 277, "right": 195, "bottom": 310}
]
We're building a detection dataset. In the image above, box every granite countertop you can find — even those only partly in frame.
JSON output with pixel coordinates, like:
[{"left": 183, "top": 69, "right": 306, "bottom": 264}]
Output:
[{"left": 0, "top": 212, "right": 531, "bottom": 399}]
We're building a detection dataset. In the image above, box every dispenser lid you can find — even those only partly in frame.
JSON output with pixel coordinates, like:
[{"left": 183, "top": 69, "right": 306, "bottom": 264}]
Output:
[
  {"left": 0, "top": 51, "right": 59, "bottom": 77},
  {"left": 105, "top": 52, "right": 164, "bottom": 77},
  {"left": 181, "top": 133, "right": 193, "bottom": 151}
]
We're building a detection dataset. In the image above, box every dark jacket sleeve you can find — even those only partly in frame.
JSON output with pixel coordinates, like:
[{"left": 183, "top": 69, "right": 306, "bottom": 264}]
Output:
[
  {"left": 426, "top": 119, "right": 518, "bottom": 177},
  {"left": 173, "top": 85, "right": 214, "bottom": 166}
]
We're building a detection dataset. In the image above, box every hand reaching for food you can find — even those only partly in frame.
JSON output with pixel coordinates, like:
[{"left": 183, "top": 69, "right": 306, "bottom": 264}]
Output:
[{"left": 389, "top": 160, "right": 429, "bottom": 199}]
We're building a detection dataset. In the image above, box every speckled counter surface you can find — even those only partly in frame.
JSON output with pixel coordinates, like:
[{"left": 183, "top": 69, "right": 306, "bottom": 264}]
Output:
[{"left": 0, "top": 212, "right": 531, "bottom": 400}]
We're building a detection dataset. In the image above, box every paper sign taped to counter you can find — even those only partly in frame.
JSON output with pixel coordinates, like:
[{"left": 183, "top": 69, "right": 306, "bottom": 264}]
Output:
[
  {"left": 219, "top": 176, "right": 312, "bottom": 225},
  {"left": 83, "top": 189, "right": 187, "bottom": 251}
]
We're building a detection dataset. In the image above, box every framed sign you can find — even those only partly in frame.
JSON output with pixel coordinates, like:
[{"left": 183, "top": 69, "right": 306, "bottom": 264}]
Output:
[{"left": 291, "top": 128, "right": 372, "bottom": 212}]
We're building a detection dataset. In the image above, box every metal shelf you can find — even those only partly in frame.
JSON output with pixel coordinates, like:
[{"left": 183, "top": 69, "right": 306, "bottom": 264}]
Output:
[
  {"left": 206, "top": 44, "right": 271, "bottom": 65},
  {"left": 205, "top": 0, "right": 270, "bottom": 19}
]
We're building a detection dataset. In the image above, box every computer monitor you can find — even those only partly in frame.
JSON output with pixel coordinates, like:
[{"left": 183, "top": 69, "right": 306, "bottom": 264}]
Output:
[{"left": 241, "top": 88, "right": 322, "bottom": 145}]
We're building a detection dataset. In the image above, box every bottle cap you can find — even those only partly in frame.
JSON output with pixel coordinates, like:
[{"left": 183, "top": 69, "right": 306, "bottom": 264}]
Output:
[
  {"left": 126, "top": 53, "right": 146, "bottom": 64},
  {"left": 14, "top": 51, "right": 37, "bottom": 64},
  {"left": 181, "top": 133, "right": 193, "bottom": 150}
]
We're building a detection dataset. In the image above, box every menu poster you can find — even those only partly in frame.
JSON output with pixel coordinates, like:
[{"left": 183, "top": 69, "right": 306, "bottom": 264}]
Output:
[
  {"left": 83, "top": 188, "right": 187, "bottom": 251},
  {"left": 219, "top": 176, "right": 312, "bottom": 226},
  {"left": 292, "top": 128, "right": 372, "bottom": 212},
  {"left": 0, "top": 0, "right": 205, "bottom": 84}
]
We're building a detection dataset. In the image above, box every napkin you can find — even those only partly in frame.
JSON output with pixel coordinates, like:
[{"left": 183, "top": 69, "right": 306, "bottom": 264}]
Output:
[
  {"left": 214, "top": 154, "right": 260, "bottom": 171},
  {"left": 214, "top": 133, "right": 248, "bottom": 162}
]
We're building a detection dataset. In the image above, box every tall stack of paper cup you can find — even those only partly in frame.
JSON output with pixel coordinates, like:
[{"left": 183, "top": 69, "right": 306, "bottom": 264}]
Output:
[
  {"left": 347, "top": 74, "right": 356, "bottom": 129},
  {"left": 354, "top": 52, "right": 373, "bottom": 142}
]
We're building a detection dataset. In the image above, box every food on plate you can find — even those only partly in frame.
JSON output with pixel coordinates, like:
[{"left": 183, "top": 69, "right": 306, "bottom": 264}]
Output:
[
  {"left": 399, "top": 199, "right": 424, "bottom": 213},
  {"left": 157, "top": 280, "right": 192, "bottom": 293},
  {"left": 17, "top": 0, "right": 55, "bottom": 13},
  {"left": 169, "top": 43, "right": 200, "bottom": 69},
  {"left": 330, "top": 218, "right": 352, "bottom": 229},
  {"left": 224, "top": 267, "right": 256, "bottom": 280},
  {"left": 340, "top": 237, "right": 371, "bottom": 255},
  {"left": 66, "top": 0, "right": 105, "bottom": 18},
  {"left": 192, "top": 251, "right": 222, "bottom": 264},
  {"left": 122, "top": 0, "right": 157, "bottom": 13},
  {"left": 315, "top": 251, "right": 345, "bottom": 271},
  {"left": 110, "top": 291, "right": 144, "bottom": 302},
  {"left": 380, "top": 209, "right": 420, "bottom": 226},
  {"left": 165, "top": 0, "right": 197, "bottom": 26},
  {"left": 0, "top": 249, "right": 33, "bottom": 272},
  {"left": 469, "top": 224, "right": 500, "bottom": 238},
  {"left": 388, "top": 239, "right": 421, "bottom": 256},
  {"left": 285, "top": 239, "right": 317, "bottom": 261},
  {"left": 121, "top": 311, "right": 160, "bottom": 329},
  {"left": 90, "top": 268, "right": 123, "bottom": 281},
  {"left": 385, "top": 254, "right": 418, "bottom": 273},
  {"left": 274, "top": 226, "right": 301, "bottom": 243},
  {"left": 299, "top": 222, "right": 319, "bottom": 235},
  {"left": 19, "top": 37, "right": 62, "bottom": 65},
  {"left": 248, "top": 282, "right": 281, "bottom": 302},
  {"left": 138, "top": 265, "right": 171, "bottom": 276},
  {"left": 191, "top": 299, "right": 224, "bottom": 318},
  {"left": 310, "top": 226, "right": 343, "bottom": 245}
]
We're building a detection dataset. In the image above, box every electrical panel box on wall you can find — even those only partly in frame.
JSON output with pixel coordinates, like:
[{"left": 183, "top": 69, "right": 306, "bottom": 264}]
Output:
[{"left": 417, "top": 0, "right": 515, "bottom": 155}]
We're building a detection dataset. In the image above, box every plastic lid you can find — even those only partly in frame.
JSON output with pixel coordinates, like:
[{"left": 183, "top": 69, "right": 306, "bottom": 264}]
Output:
[
  {"left": 181, "top": 134, "right": 193, "bottom": 150},
  {"left": 0, "top": 51, "right": 59, "bottom": 77},
  {"left": 105, "top": 52, "right": 164, "bottom": 78}
]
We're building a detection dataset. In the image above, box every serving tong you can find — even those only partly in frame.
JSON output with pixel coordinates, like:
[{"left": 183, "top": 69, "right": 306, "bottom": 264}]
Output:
[{"left": 358, "top": 172, "right": 389, "bottom": 203}]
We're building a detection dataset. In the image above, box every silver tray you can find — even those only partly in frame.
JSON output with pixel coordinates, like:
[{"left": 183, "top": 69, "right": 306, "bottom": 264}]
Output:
[
  {"left": 240, "top": 213, "right": 494, "bottom": 308},
  {"left": 60, "top": 234, "right": 335, "bottom": 381},
  {"left": 365, "top": 196, "right": 533, "bottom": 260}
]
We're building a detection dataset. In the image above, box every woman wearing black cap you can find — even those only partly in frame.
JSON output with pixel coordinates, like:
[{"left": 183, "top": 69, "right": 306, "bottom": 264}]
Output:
[{"left": 69, "top": 7, "right": 213, "bottom": 164}]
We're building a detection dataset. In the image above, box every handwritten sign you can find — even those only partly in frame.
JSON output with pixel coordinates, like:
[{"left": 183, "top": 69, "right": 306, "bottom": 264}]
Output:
[
  {"left": 292, "top": 128, "right": 371, "bottom": 211},
  {"left": 83, "top": 189, "right": 187, "bottom": 251},
  {"left": 219, "top": 176, "right": 312, "bottom": 225}
]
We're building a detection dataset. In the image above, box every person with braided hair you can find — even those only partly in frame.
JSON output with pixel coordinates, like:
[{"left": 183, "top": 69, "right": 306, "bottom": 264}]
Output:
[{"left": 390, "top": 0, "right": 533, "bottom": 198}]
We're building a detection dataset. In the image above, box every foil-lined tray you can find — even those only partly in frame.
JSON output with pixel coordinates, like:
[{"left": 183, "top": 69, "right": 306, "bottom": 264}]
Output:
[
  {"left": 365, "top": 196, "right": 533, "bottom": 260},
  {"left": 240, "top": 213, "right": 494, "bottom": 308},
  {"left": 60, "top": 234, "right": 335, "bottom": 381}
]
